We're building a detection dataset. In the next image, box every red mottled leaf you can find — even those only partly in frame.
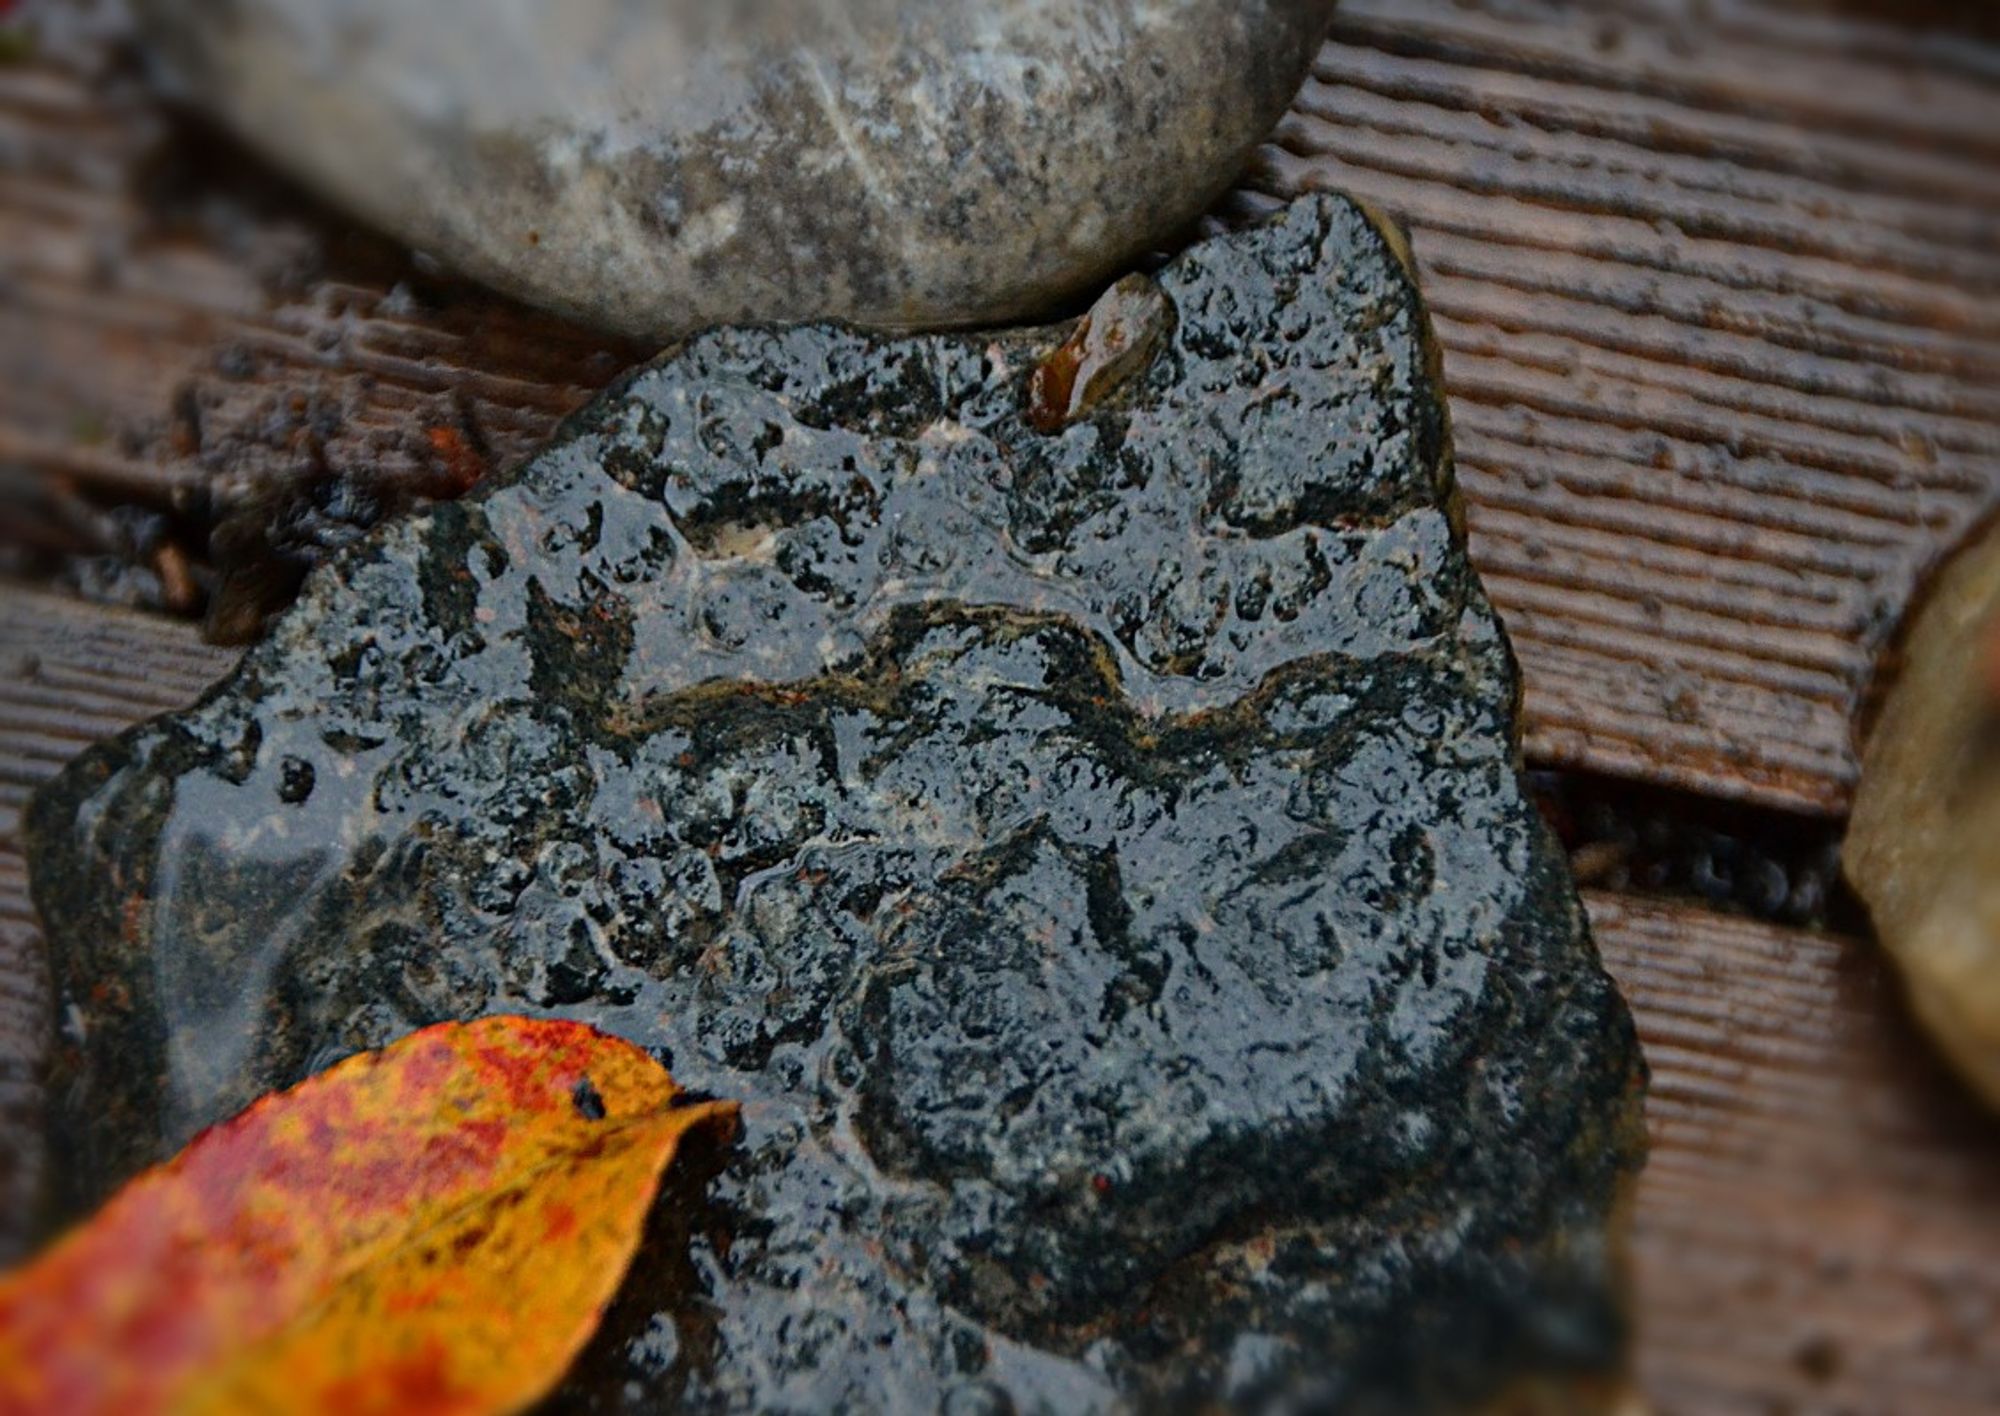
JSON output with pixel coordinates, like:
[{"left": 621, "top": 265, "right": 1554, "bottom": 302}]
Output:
[{"left": 0, "top": 1016, "right": 735, "bottom": 1416}]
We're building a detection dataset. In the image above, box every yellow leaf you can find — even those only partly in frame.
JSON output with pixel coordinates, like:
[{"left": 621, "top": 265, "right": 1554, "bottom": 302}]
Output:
[{"left": 0, "top": 1016, "right": 736, "bottom": 1416}]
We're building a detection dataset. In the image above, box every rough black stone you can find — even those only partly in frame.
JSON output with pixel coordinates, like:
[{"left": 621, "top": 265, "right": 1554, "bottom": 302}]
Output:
[{"left": 27, "top": 196, "right": 1645, "bottom": 1414}]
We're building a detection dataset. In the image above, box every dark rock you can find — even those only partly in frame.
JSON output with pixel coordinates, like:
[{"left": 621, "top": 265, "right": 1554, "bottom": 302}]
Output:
[
  {"left": 28, "top": 196, "right": 1644, "bottom": 1413},
  {"left": 133, "top": 0, "right": 1340, "bottom": 342}
]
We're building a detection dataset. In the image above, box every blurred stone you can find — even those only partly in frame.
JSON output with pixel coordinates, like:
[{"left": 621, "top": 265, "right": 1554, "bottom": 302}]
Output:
[
  {"left": 134, "top": 0, "right": 1339, "bottom": 342},
  {"left": 29, "top": 197, "right": 1643, "bottom": 1412},
  {"left": 1848, "top": 517, "right": 2000, "bottom": 1108}
]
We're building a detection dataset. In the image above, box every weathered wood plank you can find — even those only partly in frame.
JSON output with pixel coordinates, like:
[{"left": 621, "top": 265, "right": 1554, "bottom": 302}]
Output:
[
  {"left": 6, "top": 0, "right": 1996, "bottom": 811},
  {"left": 0, "top": 588, "right": 240, "bottom": 1258},
  {"left": 1241, "top": 0, "right": 2000, "bottom": 812},
  {"left": 0, "top": 45, "right": 635, "bottom": 511},
  {"left": 1597, "top": 893, "right": 2000, "bottom": 1416},
  {"left": 0, "top": 848, "right": 45, "bottom": 1259},
  {"left": 3, "top": 1, "right": 1997, "bottom": 811}
]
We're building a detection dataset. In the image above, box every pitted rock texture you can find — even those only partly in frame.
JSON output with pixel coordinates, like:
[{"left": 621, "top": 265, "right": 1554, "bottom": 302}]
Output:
[
  {"left": 135, "top": 0, "right": 1339, "bottom": 342},
  {"left": 29, "top": 197, "right": 1644, "bottom": 1414}
]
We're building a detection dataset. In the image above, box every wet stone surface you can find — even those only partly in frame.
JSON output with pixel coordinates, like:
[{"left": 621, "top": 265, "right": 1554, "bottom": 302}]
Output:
[
  {"left": 29, "top": 197, "right": 1644, "bottom": 1413},
  {"left": 135, "top": 0, "right": 1339, "bottom": 342}
]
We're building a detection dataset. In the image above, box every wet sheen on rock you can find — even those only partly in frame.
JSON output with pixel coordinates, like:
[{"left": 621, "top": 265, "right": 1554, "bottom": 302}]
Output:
[{"left": 28, "top": 197, "right": 1644, "bottom": 1414}]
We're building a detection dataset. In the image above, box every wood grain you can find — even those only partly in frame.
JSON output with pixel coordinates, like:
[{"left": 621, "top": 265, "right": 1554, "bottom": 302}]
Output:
[
  {"left": 1249, "top": 0, "right": 2000, "bottom": 814},
  {"left": 0, "top": 589, "right": 239, "bottom": 1258},
  {"left": 0, "top": 34, "right": 634, "bottom": 506},
  {"left": 7, "top": 0, "right": 1997, "bottom": 812},
  {"left": 1598, "top": 892, "right": 2000, "bottom": 1416}
]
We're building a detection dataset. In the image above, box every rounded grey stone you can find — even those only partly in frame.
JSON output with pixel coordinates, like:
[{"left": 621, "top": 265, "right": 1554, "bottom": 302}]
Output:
[{"left": 135, "top": 0, "right": 1340, "bottom": 341}]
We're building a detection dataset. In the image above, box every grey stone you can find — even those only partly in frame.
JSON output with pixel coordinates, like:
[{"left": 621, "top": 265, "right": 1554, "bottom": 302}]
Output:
[
  {"left": 135, "top": 0, "right": 1340, "bottom": 342},
  {"left": 28, "top": 197, "right": 1644, "bottom": 1413}
]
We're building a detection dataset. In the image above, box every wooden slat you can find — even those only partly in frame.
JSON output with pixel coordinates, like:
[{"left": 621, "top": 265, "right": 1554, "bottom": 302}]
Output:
[
  {"left": 1595, "top": 892, "right": 2000, "bottom": 1416},
  {"left": 2, "top": 597, "right": 1998, "bottom": 1411},
  {"left": 0, "top": 849, "right": 45, "bottom": 1261},
  {"left": 1236, "top": 0, "right": 2000, "bottom": 813},
  {"left": 0, "top": 589, "right": 240, "bottom": 1259},
  {"left": 3, "top": 0, "right": 1997, "bottom": 812},
  {"left": 0, "top": 50, "right": 635, "bottom": 510}
]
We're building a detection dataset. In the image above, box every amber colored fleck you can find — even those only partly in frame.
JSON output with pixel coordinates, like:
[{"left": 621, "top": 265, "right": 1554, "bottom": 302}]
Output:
[
  {"left": 0, "top": 1016, "right": 736, "bottom": 1416},
  {"left": 153, "top": 541, "right": 200, "bottom": 615},
  {"left": 427, "top": 425, "right": 488, "bottom": 496},
  {"left": 1025, "top": 273, "right": 1174, "bottom": 434}
]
